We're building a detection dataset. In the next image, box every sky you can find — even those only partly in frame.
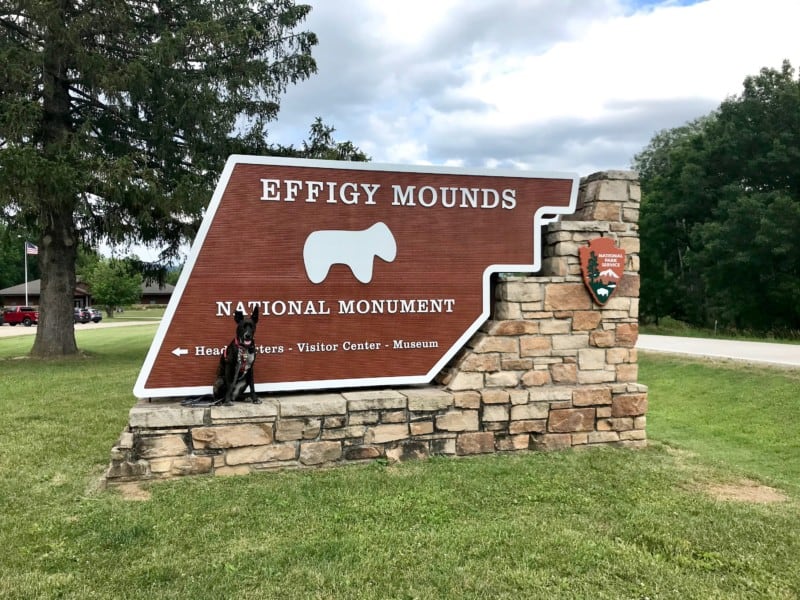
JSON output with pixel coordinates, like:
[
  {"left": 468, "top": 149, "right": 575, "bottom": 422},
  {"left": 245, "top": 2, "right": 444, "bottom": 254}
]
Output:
[
  {"left": 122, "top": 0, "right": 798, "bottom": 261},
  {"left": 266, "top": 0, "right": 800, "bottom": 176}
]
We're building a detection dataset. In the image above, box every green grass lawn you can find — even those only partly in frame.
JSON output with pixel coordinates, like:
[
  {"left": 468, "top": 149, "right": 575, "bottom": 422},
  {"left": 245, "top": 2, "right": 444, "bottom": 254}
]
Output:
[
  {"left": 640, "top": 316, "right": 800, "bottom": 344},
  {"left": 1, "top": 328, "right": 798, "bottom": 599},
  {"left": 642, "top": 356, "right": 800, "bottom": 496},
  {"left": 105, "top": 306, "right": 166, "bottom": 321}
]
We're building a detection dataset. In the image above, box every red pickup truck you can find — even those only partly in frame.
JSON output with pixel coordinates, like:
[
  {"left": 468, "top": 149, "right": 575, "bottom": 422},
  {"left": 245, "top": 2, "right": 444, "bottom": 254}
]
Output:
[{"left": 2, "top": 306, "right": 39, "bottom": 326}]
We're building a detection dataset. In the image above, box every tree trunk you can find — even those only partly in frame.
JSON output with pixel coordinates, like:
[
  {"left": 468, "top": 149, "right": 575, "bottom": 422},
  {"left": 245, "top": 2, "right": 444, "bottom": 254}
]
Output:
[
  {"left": 31, "top": 3, "right": 79, "bottom": 357},
  {"left": 31, "top": 208, "right": 79, "bottom": 357}
]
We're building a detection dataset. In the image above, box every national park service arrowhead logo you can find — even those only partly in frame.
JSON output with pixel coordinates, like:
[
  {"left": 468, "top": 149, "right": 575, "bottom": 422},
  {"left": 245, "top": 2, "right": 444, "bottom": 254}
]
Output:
[{"left": 579, "top": 238, "right": 625, "bottom": 305}]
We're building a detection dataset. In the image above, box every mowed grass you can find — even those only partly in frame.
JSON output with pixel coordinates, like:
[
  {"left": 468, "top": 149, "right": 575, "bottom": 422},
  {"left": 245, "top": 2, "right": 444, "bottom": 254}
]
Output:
[
  {"left": 640, "top": 316, "right": 800, "bottom": 343},
  {"left": 89, "top": 306, "right": 166, "bottom": 322},
  {"left": 1, "top": 328, "right": 799, "bottom": 599},
  {"left": 642, "top": 356, "right": 800, "bottom": 496}
]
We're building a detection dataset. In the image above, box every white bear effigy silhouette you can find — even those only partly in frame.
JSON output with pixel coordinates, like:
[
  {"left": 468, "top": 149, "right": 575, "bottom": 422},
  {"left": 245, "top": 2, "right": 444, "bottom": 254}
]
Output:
[{"left": 303, "top": 222, "right": 397, "bottom": 284}]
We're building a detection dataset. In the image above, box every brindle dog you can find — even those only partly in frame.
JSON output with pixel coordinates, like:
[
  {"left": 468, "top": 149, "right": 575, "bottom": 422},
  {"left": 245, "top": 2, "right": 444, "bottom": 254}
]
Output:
[{"left": 213, "top": 307, "right": 260, "bottom": 405}]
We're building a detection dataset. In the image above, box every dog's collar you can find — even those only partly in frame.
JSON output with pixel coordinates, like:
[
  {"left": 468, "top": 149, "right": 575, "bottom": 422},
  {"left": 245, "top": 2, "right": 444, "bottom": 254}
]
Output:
[{"left": 223, "top": 341, "right": 254, "bottom": 360}]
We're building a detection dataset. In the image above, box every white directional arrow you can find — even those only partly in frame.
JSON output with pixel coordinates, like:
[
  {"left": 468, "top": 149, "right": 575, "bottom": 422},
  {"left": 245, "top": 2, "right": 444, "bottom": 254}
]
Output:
[{"left": 171, "top": 347, "right": 189, "bottom": 357}]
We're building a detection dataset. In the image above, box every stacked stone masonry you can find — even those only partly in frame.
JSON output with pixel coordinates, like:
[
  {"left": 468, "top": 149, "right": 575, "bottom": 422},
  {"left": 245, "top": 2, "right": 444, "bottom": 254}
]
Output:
[{"left": 106, "top": 170, "right": 647, "bottom": 484}]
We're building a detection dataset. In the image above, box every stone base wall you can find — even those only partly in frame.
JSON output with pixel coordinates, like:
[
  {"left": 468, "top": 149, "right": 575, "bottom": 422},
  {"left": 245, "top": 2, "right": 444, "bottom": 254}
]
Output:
[{"left": 105, "top": 170, "right": 646, "bottom": 484}]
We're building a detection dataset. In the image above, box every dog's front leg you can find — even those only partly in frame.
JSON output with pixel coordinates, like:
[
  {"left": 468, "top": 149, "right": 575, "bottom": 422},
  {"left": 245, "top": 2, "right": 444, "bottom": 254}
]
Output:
[
  {"left": 223, "top": 350, "right": 237, "bottom": 405},
  {"left": 246, "top": 365, "right": 260, "bottom": 404},
  {"left": 213, "top": 355, "right": 227, "bottom": 403}
]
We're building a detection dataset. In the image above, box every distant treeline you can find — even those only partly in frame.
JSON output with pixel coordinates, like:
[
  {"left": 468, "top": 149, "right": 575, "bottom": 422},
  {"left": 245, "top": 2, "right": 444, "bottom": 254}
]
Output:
[{"left": 633, "top": 60, "right": 800, "bottom": 335}]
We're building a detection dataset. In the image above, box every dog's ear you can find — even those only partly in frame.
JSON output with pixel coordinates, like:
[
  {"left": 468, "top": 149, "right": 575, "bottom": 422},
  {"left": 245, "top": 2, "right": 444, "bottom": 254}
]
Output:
[
  {"left": 234, "top": 310, "right": 244, "bottom": 323},
  {"left": 251, "top": 305, "right": 259, "bottom": 324}
]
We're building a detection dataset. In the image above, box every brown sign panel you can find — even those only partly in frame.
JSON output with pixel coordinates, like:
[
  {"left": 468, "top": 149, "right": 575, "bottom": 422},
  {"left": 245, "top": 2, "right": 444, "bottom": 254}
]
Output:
[
  {"left": 579, "top": 237, "right": 626, "bottom": 305},
  {"left": 134, "top": 157, "right": 579, "bottom": 398}
]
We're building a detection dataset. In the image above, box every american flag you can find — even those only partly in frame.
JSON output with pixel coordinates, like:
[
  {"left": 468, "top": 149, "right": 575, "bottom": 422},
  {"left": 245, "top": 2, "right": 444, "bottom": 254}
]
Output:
[{"left": 25, "top": 241, "right": 38, "bottom": 255}]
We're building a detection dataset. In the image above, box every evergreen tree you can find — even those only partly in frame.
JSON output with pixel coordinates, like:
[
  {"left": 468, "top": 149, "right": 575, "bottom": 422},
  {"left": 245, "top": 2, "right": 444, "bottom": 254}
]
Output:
[
  {"left": 0, "top": 1, "right": 320, "bottom": 355},
  {"left": 587, "top": 252, "right": 599, "bottom": 284}
]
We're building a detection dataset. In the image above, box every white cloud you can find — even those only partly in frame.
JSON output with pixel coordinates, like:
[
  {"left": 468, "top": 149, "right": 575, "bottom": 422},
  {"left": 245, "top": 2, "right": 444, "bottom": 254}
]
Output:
[
  {"left": 117, "top": 0, "right": 798, "bottom": 261},
  {"left": 269, "top": 0, "right": 799, "bottom": 174}
]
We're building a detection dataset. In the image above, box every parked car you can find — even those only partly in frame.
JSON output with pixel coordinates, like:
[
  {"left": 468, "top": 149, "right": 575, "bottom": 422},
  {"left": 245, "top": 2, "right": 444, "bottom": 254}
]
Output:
[
  {"left": 73, "top": 307, "right": 91, "bottom": 324},
  {"left": 86, "top": 307, "right": 103, "bottom": 323},
  {"left": 2, "top": 306, "right": 39, "bottom": 326}
]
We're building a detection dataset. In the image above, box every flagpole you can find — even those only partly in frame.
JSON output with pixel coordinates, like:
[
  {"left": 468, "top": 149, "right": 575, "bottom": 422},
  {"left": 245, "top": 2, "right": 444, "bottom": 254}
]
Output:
[{"left": 24, "top": 240, "right": 29, "bottom": 306}]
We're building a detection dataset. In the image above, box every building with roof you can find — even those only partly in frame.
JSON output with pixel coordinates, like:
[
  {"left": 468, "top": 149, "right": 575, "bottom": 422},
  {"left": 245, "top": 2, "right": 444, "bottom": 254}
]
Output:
[{"left": 0, "top": 279, "right": 174, "bottom": 307}]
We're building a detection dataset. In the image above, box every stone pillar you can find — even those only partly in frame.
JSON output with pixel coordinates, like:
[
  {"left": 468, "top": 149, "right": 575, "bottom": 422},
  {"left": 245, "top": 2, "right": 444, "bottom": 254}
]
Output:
[{"left": 438, "top": 170, "right": 646, "bottom": 450}]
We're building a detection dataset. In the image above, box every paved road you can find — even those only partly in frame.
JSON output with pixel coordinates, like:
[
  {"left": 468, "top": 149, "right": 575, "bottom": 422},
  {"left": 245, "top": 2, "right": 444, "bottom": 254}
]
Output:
[
  {"left": 637, "top": 334, "right": 800, "bottom": 367},
  {"left": 0, "top": 320, "right": 156, "bottom": 338}
]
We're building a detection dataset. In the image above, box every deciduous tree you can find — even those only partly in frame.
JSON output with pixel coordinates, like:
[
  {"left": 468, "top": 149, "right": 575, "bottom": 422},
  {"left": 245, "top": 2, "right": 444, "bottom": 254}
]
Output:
[
  {"left": 0, "top": 224, "right": 39, "bottom": 290},
  {"left": 634, "top": 61, "right": 800, "bottom": 332},
  {"left": 86, "top": 258, "right": 143, "bottom": 316}
]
